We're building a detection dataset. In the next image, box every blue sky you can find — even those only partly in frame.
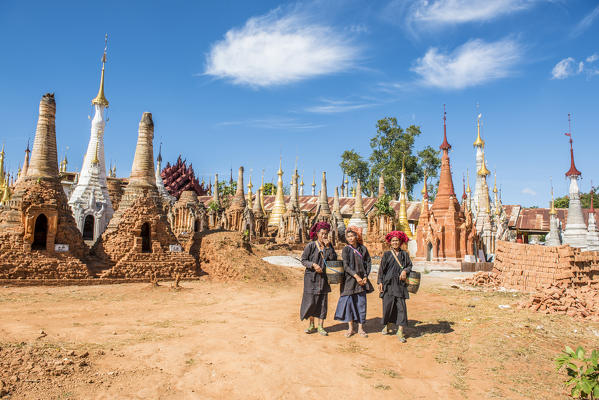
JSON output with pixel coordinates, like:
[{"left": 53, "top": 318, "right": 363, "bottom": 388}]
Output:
[{"left": 0, "top": 0, "right": 598, "bottom": 207}]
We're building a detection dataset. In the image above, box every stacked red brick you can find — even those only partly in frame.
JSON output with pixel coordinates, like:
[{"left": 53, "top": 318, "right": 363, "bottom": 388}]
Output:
[{"left": 492, "top": 241, "right": 599, "bottom": 291}]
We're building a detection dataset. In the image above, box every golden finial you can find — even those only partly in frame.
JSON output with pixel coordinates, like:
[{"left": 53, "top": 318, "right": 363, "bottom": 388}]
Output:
[
  {"left": 473, "top": 113, "right": 484, "bottom": 147},
  {"left": 92, "top": 142, "right": 99, "bottom": 165},
  {"left": 248, "top": 173, "right": 253, "bottom": 191},
  {"left": 421, "top": 171, "right": 427, "bottom": 196},
  {"left": 493, "top": 170, "right": 498, "bottom": 193},
  {"left": 92, "top": 34, "right": 109, "bottom": 107},
  {"left": 477, "top": 152, "right": 490, "bottom": 176},
  {"left": 466, "top": 168, "right": 471, "bottom": 193},
  {"left": 277, "top": 157, "right": 283, "bottom": 176},
  {"left": 300, "top": 173, "right": 304, "bottom": 186}
]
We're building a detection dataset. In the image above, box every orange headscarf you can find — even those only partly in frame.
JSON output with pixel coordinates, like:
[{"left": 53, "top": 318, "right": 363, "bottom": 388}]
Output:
[{"left": 346, "top": 225, "right": 363, "bottom": 244}]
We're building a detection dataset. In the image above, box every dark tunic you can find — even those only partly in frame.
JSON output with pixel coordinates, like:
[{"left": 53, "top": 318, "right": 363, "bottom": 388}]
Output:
[
  {"left": 300, "top": 241, "right": 337, "bottom": 320},
  {"left": 340, "top": 244, "right": 373, "bottom": 296},
  {"left": 378, "top": 249, "right": 413, "bottom": 327},
  {"left": 334, "top": 244, "right": 372, "bottom": 324}
]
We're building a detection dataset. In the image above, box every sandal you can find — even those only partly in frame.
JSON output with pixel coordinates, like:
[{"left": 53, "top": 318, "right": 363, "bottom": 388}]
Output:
[
  {"left": 358, "top": 331, "right": 368, "bottom": 338},
  {"left": 397, "top": 327, "right": 407, "bottom": 343},
  {"left": 381, "top": 324, "right": 392, "bottom": 335},
  {"left": 344, "top": 330, "right": 355, "bottom": 338},
  {"left": 317, "top": 326, "right": 328, "bottom": 336},
  {"left": 305, "top": 325, "right": 317, "bottom": 334}
]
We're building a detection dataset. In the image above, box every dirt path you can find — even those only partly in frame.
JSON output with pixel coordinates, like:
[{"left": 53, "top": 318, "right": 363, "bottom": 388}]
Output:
[{"left": 1, "top": 273, "right": 597, "bottom": 399}]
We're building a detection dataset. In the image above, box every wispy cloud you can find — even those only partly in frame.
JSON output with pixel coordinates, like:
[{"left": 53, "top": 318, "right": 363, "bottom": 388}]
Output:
[
  {"left": 305, "top": 99, "right": 377, "bottom": 114},
  {"left": 411, "top": 38, "right": 522, "bottom": 90},
  {"left": 571, "top": 4, "right": 599, "bottom": 38},
  {"left": 216, "top": 117, "right": 325, "bottom": 130},
  {"left": 204, "top": 7, "right": 360, "bottom": 87},
  {"left": 409, "top": 0, "right": 537, "bottom": 25},
  {"left": 521, "top": 187, "right": 537, "bottom": 196},
  {"left": 551, "top": 54, "right": 599, "bottom": 79}
]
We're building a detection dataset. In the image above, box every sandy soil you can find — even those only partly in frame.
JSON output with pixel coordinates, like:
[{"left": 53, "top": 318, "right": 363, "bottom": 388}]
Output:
[{"left": 1, "top": 272, "right": 598, "bottom": 399}]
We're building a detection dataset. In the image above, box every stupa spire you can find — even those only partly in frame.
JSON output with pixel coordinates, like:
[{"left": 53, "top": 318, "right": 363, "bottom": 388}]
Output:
[
  {"left": 473, "top": 113, "right": 484, "bottom": 147},
  {"left": 565, "top": 114, "right": 581, "bottom": 177},
  {"left": 128, "top": 112, "right": 156, "bottom": 188},
  {"left": 398, "top": 156, "right": 411, "bottom": 238},
  {"left": 318, "top": 171, "right": 332, "bottom": 216},
  {"left": 230, "top": 166, "right": 246, "bottom": 210},
  {"left": 440, "top": 104, "right": 451, "bottom": 151},
  {"left": 348, "top": 179, "right": 368, "bottom": 232},
  {"left": 27, "top": 93, "right": 59, "bottom": 179},
  {"left": 247, "top": 172, "right": 253, "bottom": 209},
  {"left": 311, "top": 172, "right": 316, "bottom": 196},
  {"left": 91, "top": 34, "right": 109, "bottom": 107},
  {"left": 378, "top": 174, "right": 385, "bottom": 198},
  {"left": 268, "top": 159, "right": 287, "bottom": 226},
  {"left": 333, "top": 187, "right": 343, "bottom": 220},
  {"left": 213, "top": 173, "right": 220, "bottom": 204}
]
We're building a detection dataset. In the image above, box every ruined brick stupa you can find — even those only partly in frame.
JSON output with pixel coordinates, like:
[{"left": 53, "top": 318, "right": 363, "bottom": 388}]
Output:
[
  {"left": 0, "top": 93, "right": 89, "bottom": 279},
  {"left": 92, "top": 112, "right": 197, "bottom": 278}
]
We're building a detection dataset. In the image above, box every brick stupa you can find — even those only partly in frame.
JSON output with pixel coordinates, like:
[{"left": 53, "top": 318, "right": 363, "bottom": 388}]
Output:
[
  {"left": 92, "top": 112, "right": 198, "bottom": 278},
  {"left": 0, "top": 93, "right": 89, "bottom": 279},
  {"left": 415, "top": 107, "right": 475, "bottom": 262}
]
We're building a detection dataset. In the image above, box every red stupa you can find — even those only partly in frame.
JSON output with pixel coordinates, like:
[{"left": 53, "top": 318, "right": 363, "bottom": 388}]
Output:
[{"left": 161, "top": 156, "right": 207, "bottom": 199}]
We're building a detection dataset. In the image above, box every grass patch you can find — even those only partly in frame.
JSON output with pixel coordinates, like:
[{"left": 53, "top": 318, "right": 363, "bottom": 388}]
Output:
[{"left": 374, "top": 383, "right": 391, "bottom": 390}]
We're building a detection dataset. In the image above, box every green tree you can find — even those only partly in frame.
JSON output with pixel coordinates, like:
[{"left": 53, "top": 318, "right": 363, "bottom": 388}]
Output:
[
  {"left": 340, "top": 150, "right": 370, "bottom": 195},
  {"left": 338, "top": 117, "right": 441, "bottom": 200},
  {"left": 417, "top": 145, "right": 441, "bottom": 200},
  {"left": 369, "top": 118, "right": 426, "bottom": 199}
]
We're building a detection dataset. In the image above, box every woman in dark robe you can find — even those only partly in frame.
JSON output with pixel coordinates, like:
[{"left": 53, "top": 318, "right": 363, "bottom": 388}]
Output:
[
  {"left": 377, "top": 230, "right": 412, "bottom": 342},
  {"left": 300, "top": 221, "right": 337, "bottom": 336},
  {"left": 334, "top": 226, "right": 373, "bottom": 338}
]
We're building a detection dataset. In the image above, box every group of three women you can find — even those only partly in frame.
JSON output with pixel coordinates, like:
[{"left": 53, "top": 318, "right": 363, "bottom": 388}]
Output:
[{"left": 300, "top": 222, "right": 412, "bottom": 342}]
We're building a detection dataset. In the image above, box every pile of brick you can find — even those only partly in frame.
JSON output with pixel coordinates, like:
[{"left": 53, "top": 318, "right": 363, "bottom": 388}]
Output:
[
  {"left": 518, "top": 282, "right": 599, "bottom": 321},
  {"left": 493, "top": 241, "right": 599, "bottom": 291},
  {"left": 460, "top": 271, "right": 501, "bottom": 288}
]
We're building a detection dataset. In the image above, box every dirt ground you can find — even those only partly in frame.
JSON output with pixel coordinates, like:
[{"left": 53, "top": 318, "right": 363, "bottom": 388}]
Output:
[{"left": 1, "top": 271, "right": 598, "bottom": 399}]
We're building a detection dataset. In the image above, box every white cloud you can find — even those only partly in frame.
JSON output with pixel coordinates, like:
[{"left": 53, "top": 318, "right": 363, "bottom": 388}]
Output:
[
  {"left": 551, "top": 57, "right": 576, "bottom": 79},
  {"left": 586, "top": 54, "right": 599, "bottom": 63},
  {"left": 305, "top": 99, "right": 376, "bottom": 113},
  {"left": 551, "top": 54, "right": 599, "bottom": 79},
  {"left": 571, "top": 5, "right": 599, "bottom": 38},
  {"left": 521, "top": 187, "right": 536, "bottom": 196},
  {"left": 411, "top": 38, "right": 521, "bottom": 89},
  {"left": 216, "top": 117, "right": 325, "bottom": 130},
  {"left": 409, "top": 0, "right": 537, "bottom": 25},
  {"left": 204, "top": 8, "right": 360, "bottom": 87}
]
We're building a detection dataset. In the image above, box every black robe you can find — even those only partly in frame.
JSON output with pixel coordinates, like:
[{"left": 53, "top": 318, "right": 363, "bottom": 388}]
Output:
[
  {"left": 377, "top": 249, "right": 412, "bottom": 299},
  {"left": 300, "top": 241, "right": 337, "bottom": 320},
  {"left": 377, "top": 249, "right": 412, "bottom": 327},
  {"left": 340, "top": 244, "right": 373, "bottom": 296}
]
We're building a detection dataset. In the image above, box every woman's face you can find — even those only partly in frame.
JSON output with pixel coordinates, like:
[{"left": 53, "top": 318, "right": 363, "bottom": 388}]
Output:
[
  {"left": 346, "top": 231, "right": 358, "bottom": 246},
  {"left": 390, "top": 237, "right": 400, "bottom": 250},
  {"left": 317, "top": 229, "right": 329, "bottom": 243}
]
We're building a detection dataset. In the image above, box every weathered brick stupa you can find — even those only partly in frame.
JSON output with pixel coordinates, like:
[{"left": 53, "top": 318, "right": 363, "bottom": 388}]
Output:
[
  {"left": 92, "top": 112, "right": 197, "bottom": 278},
  {"left": 277, "top": 167, "right": 307, "bottom": 244},
  {"left": 226, "top": 166, "right": 246, "bottom": 232},
  {"left": 415, "top": 107, "right": 476, "bottom": 262},
  {"left": 0, "top": 93, "right": 89, "bottom": 279}
]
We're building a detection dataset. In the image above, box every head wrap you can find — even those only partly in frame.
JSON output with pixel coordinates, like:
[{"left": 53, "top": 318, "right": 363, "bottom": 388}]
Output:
[
  {"left": 385, "top": 230, "right": 409, "bottom": 244},
  {"left": 309, "top": 221, "right": 331, "bottom": 240},
  {"left": 345, "top": 225, "right": 363, "bottom": 244}
]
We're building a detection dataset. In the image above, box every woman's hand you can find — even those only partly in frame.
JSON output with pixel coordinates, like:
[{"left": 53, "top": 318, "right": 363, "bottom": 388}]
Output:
[
  {"left": 354, "top": 274, "right": 365, "bottom": 286},
  {"left": 378, "top": 283, "right": 383, "bottom": 292},
  {"left": 313, "top": 263, "right": 323, "bottom": 273},
  {"left": 400, "top": 270, "right": 407, "bottom": 281}
]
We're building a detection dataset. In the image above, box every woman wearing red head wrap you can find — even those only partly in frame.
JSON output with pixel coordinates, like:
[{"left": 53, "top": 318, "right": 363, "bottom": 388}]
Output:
[
  {"left": 378, "top": 230, "right": 412, "bottom": 342},
  {"left": 300, "top": 221, "right": 337, "bottom": 336},
  {"left": 334, "top": 226, "right": 373, "bottom": 338}
]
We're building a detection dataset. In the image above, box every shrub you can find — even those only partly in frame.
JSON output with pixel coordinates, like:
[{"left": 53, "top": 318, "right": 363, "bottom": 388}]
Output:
[{"left": 555, "top": 346, "right": 599, "bottom": 399}]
